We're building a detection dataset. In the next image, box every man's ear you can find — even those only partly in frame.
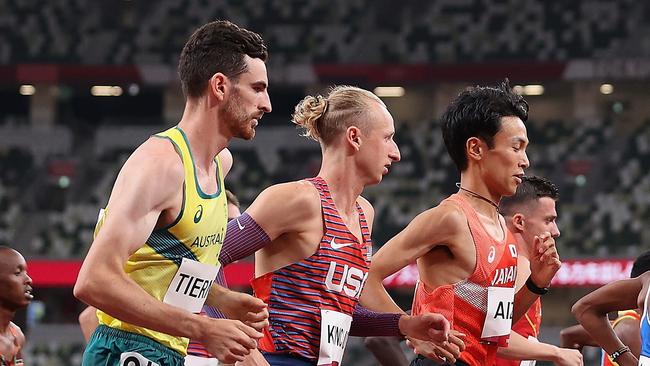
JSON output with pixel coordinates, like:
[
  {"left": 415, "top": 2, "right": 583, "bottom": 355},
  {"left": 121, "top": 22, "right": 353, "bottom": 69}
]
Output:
[
  {"left": 512, "top": 213, "right": 525, "bottom": 233},
  {"left": 466, "top": 137, "right": 484, "bottom": 162},
  {"left": 208, "top": 72, "right": 228, "bottom": 102},
  {"left": 346, "top": 126, "right": 362, "bottom": 151}
]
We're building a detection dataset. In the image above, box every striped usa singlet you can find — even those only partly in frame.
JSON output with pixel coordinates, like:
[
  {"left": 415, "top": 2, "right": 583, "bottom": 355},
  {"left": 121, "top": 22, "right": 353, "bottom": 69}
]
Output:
[
  {"left": 412, "top": 193, "right": 518, "bottom": 366},
  {"left": 252, "top": 177, "right": 372, "bottom": 365}
]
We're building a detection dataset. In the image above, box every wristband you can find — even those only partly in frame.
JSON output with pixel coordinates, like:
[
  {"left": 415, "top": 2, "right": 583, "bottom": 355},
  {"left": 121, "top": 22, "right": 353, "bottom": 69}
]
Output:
[
  {"left": 610, "top": 345, "right": 631, "bottom": 362},
  {"left": 525, "top": 276, "right": 549, "bottom": 295}
]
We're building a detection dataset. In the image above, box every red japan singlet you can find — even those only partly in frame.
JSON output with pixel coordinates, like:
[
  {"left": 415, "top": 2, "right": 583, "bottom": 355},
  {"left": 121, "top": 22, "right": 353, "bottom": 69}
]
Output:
[{"left": 412, "top": 193, "right": 518, "bottom": 366}]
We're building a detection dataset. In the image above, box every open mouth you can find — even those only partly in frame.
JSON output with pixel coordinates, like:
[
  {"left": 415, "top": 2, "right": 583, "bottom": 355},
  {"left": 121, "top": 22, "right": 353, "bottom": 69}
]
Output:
[{"left": 25, "top": 288, "right": 34, "bottom": 300}]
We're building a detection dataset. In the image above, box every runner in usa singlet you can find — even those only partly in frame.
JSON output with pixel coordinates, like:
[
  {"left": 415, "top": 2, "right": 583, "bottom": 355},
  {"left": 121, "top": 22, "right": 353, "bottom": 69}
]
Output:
[
  {"left": 252, "top": 177, "right": 372, "bottom": 366},
  {"left": 412, "top": 194, "right": 518, "bottom": 366}
]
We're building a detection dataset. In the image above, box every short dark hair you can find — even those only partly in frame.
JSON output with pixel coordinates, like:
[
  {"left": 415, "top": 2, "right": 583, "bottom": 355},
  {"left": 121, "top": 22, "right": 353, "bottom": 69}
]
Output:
[
  {"left": 441, "top": 79, "right": 529, "bottom": 172},
  {"left": 631, "top": 250, "right": 650, "bottom": 277},
  {"left": 499, "top": 175, "right": 559, "bottom": 216},
  {"left": 178, "top": 20, "right": 268, "bottom": 98}
]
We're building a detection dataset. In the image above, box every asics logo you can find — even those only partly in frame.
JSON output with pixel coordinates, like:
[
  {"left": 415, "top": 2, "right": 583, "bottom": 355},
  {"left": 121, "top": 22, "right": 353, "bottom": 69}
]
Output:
[
  {"left": 487, "top": 246, "right": 496, "bottom": 263},
  {"left": 193, "top": 204, "right": 203, "bottom": 223},
  {"left": 330, "top": 238, "right": 353, "bottom": 249}
]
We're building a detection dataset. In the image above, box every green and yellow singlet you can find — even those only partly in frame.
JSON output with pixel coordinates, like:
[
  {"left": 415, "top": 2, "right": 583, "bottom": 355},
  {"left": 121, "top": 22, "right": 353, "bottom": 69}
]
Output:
[{"left": 95, "top": 126, "right": 227, "bottom": 355}]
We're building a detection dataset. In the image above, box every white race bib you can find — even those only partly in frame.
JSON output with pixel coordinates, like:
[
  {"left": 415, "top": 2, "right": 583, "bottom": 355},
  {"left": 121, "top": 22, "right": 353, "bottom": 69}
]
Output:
[
  {"left": 163, "top": 258, "right": 220, "bottom": 313},
  {"left": 519, "top": 336, "right": 538, "bottom": 366},
  {"left": 481, "top": 286, "right": 515, "bottom": 339},
  {"left": 120, "top": 352, "right": 160, "bottom": 366},
  {"left": 317, "top": 310, "right": 352, "bottom": 366},
  {"left": 184, "top": 355, "right": 219, "bottom": 366},
  {"left": 640, "top": 355, "right": 650, "bottom": 366}
]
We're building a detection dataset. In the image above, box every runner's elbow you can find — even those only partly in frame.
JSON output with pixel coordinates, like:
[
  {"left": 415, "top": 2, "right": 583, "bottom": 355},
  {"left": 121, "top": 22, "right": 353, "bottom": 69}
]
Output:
[
  {"left": 570, "top": 298, "right": 589, "bottom": 320},
  {"left": 73, "top": 272, "right": 104, "bottom": 305}
]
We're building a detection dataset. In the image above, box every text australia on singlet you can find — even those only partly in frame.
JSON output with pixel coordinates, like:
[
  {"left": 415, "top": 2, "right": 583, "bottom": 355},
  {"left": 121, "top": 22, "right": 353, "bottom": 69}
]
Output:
[{"left": 190, "top": 231, "right": 224, "bottom": 248}]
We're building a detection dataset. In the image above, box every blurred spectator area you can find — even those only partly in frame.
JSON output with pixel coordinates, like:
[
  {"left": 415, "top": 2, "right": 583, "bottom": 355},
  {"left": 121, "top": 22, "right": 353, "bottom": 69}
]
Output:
[{"left": 0, "top": 0, "right": 647, "bottom": 65}]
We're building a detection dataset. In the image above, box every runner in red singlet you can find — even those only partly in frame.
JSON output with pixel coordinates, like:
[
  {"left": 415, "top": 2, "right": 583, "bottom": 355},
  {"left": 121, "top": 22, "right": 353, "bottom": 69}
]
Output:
[
  {"left": 364, "top": 80, "right": 562, "bottom": 366},
  {"left": 495, "top": 176, "right": 582, "bottom": 366}
]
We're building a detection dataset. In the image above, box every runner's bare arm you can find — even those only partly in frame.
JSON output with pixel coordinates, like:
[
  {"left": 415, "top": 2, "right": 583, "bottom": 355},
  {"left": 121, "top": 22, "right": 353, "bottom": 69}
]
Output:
[
  {"left": 218, "top": 148, "right": 233, "bottom": 176},
  {"left": 79, "top": 306, "right": 99, "bottom": 343},
  {"left": 497, "top": 332, "right": 583, "bottom": 365},
  {"left": 244, "top": 181, "right": 321, "bottom": 241},
  {"left": 615, "top": 317, "right": 642, "bottom": 359},
  {"left": 559, "top": 324, "right": 598, "bottom": 349},
  {"left": 572, "top": 275, "right": 647, "bottom": 366},
  {"left": 363, "top": 205, "right": 464, "bottom": 313}
]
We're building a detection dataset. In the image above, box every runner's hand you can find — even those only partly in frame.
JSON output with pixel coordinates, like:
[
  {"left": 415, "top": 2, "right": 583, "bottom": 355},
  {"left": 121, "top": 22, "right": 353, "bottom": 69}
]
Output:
[
  {"left": 407, "top": 330, "right": 465, "bottom": 363},
  {"left": 399, "top": 313, "right": 450, "bottom": 344},
  {"left": 554, "top": 347, "right": 583, "bottom": 366},
  {"left": 201, "top": 317, "right": 263, "bottom": 364},
  {"left": 529, "top": 232, "right": 561, "bottom": 288},
  {"left": 213, "top": 289, "right": 269, "bottom": 331},
  {"left": 235, "top": 348, "right": 270, "bottom": 366}
]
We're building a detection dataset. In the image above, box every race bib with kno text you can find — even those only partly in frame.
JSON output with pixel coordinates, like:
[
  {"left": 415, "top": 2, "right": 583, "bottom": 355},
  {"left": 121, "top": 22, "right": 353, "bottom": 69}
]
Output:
[{"left": 317, "top": 309, "right": 352, "bottom": 366}]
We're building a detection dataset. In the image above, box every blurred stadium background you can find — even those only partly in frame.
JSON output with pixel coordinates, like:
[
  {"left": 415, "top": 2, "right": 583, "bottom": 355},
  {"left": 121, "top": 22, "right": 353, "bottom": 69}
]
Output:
[{"left": 2, "top": 0, "right": 650, "bottom": 364}]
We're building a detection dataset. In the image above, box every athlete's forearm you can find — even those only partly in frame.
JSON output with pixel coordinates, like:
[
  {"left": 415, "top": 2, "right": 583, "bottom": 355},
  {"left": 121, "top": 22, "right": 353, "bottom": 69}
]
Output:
[
  {"left": 571, "top": 277, "right": 642, "bottom": 356},
  {"left": 512, "top": 286, "right": 541, "bottom": 323},
  {"left": 202, "top": 266, "right": 227, "bottom": 319},
  {"left": 497, "top": 331, "right": 559, "bottom": 361},
  {"left": 205, "top": 282, "right": 231, "bottom": 309},
  {"left": 360, "top": 276, "right": 404, "bottom": 314},
  {"left": 219, "top": 213, "right": 271, "bottom": 265},
  {"left": 572, "top": 305, "right": 625, "bottom": 355},
  {"left": 74, "top": 263, "right": 205, "bottom": 340},
  {"left": 350, "top": 305, "right": 403, "bottom": 337},
  {"left": 559, "top": 324, "right": 597, "bottom": 349}
]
